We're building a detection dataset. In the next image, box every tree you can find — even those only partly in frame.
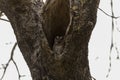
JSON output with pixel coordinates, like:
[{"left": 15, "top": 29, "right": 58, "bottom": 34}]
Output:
[{"left": 0, "top": 0, "right": 100, "bottom": 80}]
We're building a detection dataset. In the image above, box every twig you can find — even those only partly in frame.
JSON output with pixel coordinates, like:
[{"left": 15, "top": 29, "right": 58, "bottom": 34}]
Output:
[
  {"left": 0, "top": 42, "right": 17, "bottom": 80},
  {"left": 116, "top": 26, "right": 120, "bottom": 32},
  {"left": 114, "top": 43, "right": 120, "bottom": 59},
  {"left": 0, "top": 42, "right": 25, "bottom": 80},
  {"left": 12, "top": 60, "right": 25, "bottom": 79},
  {"left": 0, "top": 18, "right": 9, "bottom": 22},
  {"left": 106, "top": 0, "right": 115, "bottom": 77},
  {"left": 91, "top": 76, "right": 96, "bottom": 80},
  {"left": 98, "top": 8, "right": 120, "bottom": 19},
  {"left": 0, "top": 58, "right": 11, "bottom": 80}
]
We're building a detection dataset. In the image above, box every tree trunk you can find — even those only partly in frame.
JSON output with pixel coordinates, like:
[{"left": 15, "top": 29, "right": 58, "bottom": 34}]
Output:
[{"left": 0, "top": 0, "right": 100, "bottom": 80}]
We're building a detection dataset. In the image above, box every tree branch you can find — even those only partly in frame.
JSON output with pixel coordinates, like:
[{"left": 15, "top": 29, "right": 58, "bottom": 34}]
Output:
[
  {"left": 98, "top": 7, "right": 120, "bottom": 19},
  {"left": 0, "top": 18, "right": 9, "bottom": 22},
  {"left": 0, "top": 42, "right": 25, "bottom": 80}
]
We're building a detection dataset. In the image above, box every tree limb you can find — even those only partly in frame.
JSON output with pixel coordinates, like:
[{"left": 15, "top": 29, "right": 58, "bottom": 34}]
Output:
[{"left": 0, "top": 42, "right": 25, "bottom": 80}]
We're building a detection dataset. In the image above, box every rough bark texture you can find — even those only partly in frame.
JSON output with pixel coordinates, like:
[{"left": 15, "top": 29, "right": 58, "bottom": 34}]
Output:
[
  {"left": 43, "top": 0, "right": 70, "bottom": 49},
  {"left": 0, "top": 0, "right": 100, "bottom": 80}
]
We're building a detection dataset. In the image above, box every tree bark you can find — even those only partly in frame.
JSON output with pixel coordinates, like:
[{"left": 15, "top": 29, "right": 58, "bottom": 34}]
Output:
[{"left": 0, "top": 0, "right": 100, "bottom": 80}]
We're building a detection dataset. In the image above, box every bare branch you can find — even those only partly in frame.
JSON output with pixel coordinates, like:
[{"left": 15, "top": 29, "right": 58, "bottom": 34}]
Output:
[
  {"left": 0, "top": 18, "right": 9, "bottom": 22},
  {"left": 0, "top": 59, "right": 11, "bottom": 80},
  {"left": 12, "top": 60, "right": 25, "bottom": 79},
  {"left": 0, "top": 42, "right": 25, "bottom": 80},
  {"left": 115, "top": 26, "right": 120, "bottom": 32},
  {"left": 10, "top": 42, "right": 17, "bottom": 59},
  {"left": 98, "top": 8, "right": 120, "bottom": 19},
  {"left": 106, "top": 0, "right": 120, "bottom": 77},
  {"left": 114, "top": 43, "right": 120, "bottom": 59}
]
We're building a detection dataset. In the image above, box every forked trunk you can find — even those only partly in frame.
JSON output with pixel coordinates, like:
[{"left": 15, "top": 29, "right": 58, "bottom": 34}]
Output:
[{"left": 0, "top": 0, "right": 100, "bottom": 80}]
